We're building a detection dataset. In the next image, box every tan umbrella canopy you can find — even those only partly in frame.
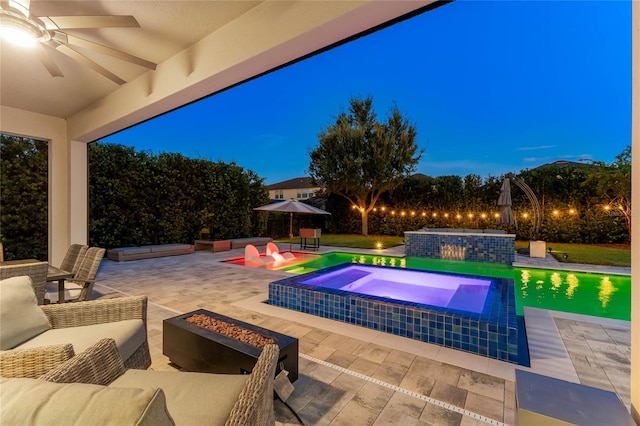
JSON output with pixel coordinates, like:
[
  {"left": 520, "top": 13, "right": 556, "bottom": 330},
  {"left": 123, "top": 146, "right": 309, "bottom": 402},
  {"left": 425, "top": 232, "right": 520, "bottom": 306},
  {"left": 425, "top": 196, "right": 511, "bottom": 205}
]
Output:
[
  {"left": 254, "top": 199, "right": 331, "bottom": 251},
  {"left": 496, "top": 177, "right": 515, "bottom": 225}
]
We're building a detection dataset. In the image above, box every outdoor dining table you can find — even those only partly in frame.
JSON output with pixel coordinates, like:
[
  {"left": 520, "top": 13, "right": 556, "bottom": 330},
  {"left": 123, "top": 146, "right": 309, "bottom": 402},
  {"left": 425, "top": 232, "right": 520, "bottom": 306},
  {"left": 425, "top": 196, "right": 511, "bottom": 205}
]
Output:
[{"left": 0, "top": 258, "right": 73, "bottom": 303}]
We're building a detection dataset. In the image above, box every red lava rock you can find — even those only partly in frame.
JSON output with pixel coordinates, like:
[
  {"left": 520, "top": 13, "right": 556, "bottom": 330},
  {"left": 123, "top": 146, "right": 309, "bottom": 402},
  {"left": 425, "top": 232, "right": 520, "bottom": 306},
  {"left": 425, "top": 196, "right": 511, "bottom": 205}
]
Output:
[{"left": 186, "top": 314, "right": 276, "bottom": 348}]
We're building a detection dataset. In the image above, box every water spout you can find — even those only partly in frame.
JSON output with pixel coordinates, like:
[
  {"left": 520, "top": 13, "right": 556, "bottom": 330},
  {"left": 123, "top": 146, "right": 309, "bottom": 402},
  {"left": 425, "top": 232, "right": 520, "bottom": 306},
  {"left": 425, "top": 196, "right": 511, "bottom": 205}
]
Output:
[{"left": 440, "top": 244, "right": 466, "bottom": 261}]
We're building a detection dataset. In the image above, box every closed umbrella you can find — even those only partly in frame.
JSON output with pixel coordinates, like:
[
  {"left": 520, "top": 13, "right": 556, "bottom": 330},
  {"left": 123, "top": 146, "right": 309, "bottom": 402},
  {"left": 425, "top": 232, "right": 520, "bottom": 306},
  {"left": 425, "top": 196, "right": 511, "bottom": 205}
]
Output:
[
  {"left": 254, "top": 199, "right": 331, "bottom": 251},
  {"left": 496, "top": 178, "right": 514, "bottom": 225}
]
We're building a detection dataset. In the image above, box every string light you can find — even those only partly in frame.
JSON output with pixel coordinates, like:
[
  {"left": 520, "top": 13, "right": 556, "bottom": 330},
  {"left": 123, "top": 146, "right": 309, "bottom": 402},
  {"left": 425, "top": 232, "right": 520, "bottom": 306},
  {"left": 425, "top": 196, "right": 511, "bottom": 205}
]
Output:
[{"left": 349, "top": 206, "right": 582, "bottom": 219}]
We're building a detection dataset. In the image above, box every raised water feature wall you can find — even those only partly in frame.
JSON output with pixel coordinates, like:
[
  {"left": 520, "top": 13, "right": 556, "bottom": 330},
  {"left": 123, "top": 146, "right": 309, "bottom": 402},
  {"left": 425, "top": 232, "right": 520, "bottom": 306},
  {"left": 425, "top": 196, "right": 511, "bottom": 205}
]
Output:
[{"left": 405, "top": 229, "right": 516, "bottom": 265}]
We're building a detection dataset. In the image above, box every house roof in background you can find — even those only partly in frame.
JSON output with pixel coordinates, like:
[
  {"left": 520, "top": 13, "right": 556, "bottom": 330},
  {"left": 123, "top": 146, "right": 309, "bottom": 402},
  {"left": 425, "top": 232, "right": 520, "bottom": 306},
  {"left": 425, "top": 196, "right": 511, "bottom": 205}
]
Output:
[{"left": 267, "top": 177, "right": 318, "bottom": 190}]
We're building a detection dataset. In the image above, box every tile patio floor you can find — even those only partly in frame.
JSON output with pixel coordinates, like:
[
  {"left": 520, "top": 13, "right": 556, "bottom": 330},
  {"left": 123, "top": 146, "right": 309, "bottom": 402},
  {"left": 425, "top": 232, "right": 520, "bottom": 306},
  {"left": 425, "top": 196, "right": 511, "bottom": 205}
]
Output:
[{"left": 91, "top": 245, "right": 631, "bottom": 426}]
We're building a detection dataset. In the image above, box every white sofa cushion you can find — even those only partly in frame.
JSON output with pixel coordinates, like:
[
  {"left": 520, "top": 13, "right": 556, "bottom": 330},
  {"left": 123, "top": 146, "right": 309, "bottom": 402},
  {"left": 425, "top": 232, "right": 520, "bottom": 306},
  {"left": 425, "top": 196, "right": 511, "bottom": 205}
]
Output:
[
  {"left": 0, "top": 276, "right": 51, "bottom": 350},
  {"left": 15, "top": 319, "right": 145, "bottom": 362},
  {"left": 110, "top": 369, "right": 249, "bottom": 425},
  {"left": 0, "top": 377, "right": 174, "bottom": 426}
]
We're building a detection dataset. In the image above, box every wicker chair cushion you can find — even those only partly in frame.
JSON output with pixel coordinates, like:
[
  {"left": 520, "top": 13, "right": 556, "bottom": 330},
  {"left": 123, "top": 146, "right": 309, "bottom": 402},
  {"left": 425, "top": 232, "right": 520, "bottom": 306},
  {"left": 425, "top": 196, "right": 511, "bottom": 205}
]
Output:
[
  {"left": 0, "top": 377, "right": 174, "bottom": 426},
  {"left": 14, "top": 319, "right": 145, "bottom": 362},
  {"left": 110, "top": 369, "right": 249, "bottom": 425},
  {"left": 0, "top": 276, "right": 51, "bottom": 350}
]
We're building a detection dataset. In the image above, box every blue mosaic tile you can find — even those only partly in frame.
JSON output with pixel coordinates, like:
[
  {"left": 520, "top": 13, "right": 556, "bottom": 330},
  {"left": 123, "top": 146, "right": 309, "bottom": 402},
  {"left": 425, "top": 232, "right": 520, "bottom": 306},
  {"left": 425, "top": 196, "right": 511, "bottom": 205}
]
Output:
[{"left": 268, "top": 262, "right": 529, "bottom": 366}]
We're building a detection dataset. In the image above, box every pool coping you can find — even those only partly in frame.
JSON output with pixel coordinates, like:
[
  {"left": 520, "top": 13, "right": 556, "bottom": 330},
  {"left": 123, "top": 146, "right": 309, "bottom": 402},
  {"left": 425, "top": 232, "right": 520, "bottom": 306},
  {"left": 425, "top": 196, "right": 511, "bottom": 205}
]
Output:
[{"left": 232, "top": 291, "right": 630, "bottom": 385}]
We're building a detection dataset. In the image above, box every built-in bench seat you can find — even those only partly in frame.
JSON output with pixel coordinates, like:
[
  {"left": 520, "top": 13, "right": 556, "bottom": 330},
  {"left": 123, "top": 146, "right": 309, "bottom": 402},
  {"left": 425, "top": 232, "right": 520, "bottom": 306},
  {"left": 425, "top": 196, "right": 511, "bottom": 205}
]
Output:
[{"left": 107, "top": 244, "right": 194, "bottom": 262}]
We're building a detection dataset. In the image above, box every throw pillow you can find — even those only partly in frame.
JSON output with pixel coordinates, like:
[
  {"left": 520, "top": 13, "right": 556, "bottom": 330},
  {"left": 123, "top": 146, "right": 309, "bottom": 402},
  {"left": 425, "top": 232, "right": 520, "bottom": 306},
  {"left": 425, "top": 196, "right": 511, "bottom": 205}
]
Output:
[{"left": 0, "top": 276, "right": 51, "bottom": 350}]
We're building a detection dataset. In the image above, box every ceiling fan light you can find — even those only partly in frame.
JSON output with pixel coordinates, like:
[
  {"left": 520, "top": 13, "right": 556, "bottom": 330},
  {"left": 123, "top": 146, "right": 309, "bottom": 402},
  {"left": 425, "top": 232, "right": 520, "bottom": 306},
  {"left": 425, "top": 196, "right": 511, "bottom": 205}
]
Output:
[{"left": 0, "top": 24, "right": 37, "bottom": 47}]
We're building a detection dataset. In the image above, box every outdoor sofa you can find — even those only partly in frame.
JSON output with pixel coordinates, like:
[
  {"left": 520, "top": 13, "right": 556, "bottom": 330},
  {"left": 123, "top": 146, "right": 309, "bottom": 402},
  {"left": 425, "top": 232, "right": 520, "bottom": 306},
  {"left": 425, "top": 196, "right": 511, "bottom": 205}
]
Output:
[
  {"left": 1, "top": 338, "right": 279, "bottom": 425},
  {"left": 0, "top": 276, "right": 150, "bottom": 374}
]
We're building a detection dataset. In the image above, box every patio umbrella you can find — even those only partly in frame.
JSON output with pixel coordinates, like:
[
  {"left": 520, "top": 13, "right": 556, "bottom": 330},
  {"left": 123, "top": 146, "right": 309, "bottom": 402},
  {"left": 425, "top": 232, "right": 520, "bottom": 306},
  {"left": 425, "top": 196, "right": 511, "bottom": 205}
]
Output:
[
  {"left": 496, "top": 177, "right": 515, "bottom": 225},
  {"left": 253, "top": 199, "right": 331, "bottom": 251}
]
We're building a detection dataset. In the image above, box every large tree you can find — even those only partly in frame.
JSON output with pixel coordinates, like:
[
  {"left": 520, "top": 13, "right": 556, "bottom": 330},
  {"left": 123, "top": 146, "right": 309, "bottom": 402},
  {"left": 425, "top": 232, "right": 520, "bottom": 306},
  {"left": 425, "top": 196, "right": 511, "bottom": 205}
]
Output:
[
  {"left": 309, "top": 97, "right": 423, "bottom": 236},
  {"left": 585, "top": 145, "right": 632, "bottom": 239}
]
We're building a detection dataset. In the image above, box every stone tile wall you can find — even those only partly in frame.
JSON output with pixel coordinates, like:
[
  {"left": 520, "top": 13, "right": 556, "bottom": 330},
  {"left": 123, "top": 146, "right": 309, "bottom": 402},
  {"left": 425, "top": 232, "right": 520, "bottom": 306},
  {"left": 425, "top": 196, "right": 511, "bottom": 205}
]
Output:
[{"left": 405, "top": 231, "right": 515, "bottom": 265}]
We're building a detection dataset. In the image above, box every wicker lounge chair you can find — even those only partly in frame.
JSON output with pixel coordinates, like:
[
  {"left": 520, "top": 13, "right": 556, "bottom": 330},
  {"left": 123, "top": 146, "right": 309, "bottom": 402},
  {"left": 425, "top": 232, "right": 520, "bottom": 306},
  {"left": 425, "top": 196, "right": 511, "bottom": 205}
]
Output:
[
  {"left": 0, "top": 277, "right": 150, "bottom": 373},
  {"left": 44, "top": 247, "right": 105, "bottom": 303},
  {"left": 0, "top": 261, "right": 48, "bottom": 305},
  {"left": 3, "top": 338, "right": 279, "bottom": 425},
  {"left": 58, "top": 244, "right": 88, "bottom": 276}
]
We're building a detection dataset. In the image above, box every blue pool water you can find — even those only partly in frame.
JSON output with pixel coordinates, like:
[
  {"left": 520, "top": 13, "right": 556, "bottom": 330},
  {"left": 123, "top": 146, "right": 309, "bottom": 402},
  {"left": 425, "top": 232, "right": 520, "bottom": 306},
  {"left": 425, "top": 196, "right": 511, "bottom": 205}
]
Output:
[{"left": 300, "top": 265, "right": 492, "bottom": 314}]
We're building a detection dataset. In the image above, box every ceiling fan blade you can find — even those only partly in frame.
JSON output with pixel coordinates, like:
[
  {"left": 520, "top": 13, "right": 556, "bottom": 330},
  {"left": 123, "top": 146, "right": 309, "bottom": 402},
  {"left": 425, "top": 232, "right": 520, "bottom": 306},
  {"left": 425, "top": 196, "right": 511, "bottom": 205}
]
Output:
[
  {"left": 35, "top": 44, "right": 63, "bottom": 77},
  {"left": 64, "top": 33, "right": 156, "bottom": 70},
  {"left": 56, "top": 44, "right": 126, "bottom": 85},
  {"left": 41, "top": 15, "right": 139, "bottom": 30},
  {"left": 8, "top": 0, "right": 29, "bottom": 18}
]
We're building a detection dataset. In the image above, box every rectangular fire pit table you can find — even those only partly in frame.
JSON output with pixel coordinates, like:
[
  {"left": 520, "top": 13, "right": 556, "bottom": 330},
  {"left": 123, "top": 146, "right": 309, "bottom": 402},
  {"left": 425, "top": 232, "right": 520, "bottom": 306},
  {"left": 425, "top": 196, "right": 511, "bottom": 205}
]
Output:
[{"left": 163, "top": 309, "right": 299, "bottom": 382}]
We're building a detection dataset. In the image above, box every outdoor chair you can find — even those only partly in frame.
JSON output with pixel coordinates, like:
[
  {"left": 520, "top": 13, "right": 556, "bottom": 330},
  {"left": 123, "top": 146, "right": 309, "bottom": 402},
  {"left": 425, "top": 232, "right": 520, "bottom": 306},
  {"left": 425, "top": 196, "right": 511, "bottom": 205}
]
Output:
[
  {"left": 244, "top": 244, "right": 275, "bottom": 267},
  {"left": 1, "top": 338, "right": 278, "bottom": 425},
  {"left": 44, "top": 247, "right": 106, "bottom": 303},
  {"left": 0, "top": 261, "right": 48, "bottom": 305},
  {"left": 58, "top": 244, "right": 88, "bottom": 276},
  {"left": 0, "top": 276, "right": 150, "bottom": 373},
  {"left": 266, "top": 242, "right": 295, "bottom": 261}
]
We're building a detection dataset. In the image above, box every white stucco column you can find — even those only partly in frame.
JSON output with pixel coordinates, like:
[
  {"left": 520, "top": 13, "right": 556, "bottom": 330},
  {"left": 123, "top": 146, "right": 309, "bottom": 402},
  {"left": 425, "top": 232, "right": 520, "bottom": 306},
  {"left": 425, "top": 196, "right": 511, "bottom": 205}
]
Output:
[
  {"left": 630, "top": 1, "right": 639, "bottom": 423},
  {"left": 0, "top": 106, "right": 71, "bottom": 266},
  {"left": 69, "top": 140, "right": 88, "bottom": 249}
]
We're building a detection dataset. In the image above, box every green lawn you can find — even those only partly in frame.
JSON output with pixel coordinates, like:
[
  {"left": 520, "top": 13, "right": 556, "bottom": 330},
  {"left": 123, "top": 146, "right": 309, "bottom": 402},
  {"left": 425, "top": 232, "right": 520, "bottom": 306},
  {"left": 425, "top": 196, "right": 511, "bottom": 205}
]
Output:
[
  {"left": 515, "top": 241, "right": 630, "bottom": 267},
  {"left": 276, "top": 234, "right": 631, "bottom": 267}
]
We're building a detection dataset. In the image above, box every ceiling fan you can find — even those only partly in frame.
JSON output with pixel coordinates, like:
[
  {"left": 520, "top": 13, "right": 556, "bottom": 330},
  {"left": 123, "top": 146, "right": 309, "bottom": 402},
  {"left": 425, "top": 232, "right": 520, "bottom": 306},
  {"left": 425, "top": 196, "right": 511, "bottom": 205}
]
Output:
[{"left": 0, "top": 0, "right": 156, "bottom": 84}]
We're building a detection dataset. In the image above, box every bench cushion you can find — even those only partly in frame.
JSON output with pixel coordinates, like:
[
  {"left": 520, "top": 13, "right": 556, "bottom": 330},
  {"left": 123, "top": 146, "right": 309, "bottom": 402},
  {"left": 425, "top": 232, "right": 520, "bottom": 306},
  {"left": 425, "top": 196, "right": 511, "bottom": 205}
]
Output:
[
  {"left": 0, "top": 377, "right": 174, "bottom": 426},
  {"left": 110, "top": 369, "right": 249, "bottom": 426},
  {"left": 15, "top": 319, "right": 145, "bottom": 362},
  {"left": 0, "top": 276, "right": 51, "bottom": 350},
  {"left": 112, "top": 247, "right": 153, "bottom": 255},
  {"left": 107, "top": 244, "right": 194, "bottom": 261},
  {"left": 149, "top": 244, "right": 192, "bottom": 253}
]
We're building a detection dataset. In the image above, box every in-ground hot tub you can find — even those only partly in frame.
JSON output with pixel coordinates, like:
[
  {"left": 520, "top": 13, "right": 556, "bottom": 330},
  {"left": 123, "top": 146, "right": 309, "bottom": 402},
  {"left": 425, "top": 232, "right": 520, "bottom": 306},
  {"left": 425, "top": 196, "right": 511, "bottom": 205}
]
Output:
[{"left": 269, "top": 263, "right": 528, "bottom": 365}]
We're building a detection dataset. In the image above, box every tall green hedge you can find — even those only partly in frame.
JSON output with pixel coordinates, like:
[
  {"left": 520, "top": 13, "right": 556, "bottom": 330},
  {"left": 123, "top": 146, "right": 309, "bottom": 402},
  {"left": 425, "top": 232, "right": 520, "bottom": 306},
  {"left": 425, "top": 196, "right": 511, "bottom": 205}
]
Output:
[
  {"left": 88, "top": 143, "right": 270, "bottom": 248},
  {"left": 0, "top": 135, "right": 630, "bottom": 260},
  {"left": 0, "top": 135, "right": 48, "bottom": 260},
  {"left": 325, "top": 164, "right": 630, "bottom": 244}
]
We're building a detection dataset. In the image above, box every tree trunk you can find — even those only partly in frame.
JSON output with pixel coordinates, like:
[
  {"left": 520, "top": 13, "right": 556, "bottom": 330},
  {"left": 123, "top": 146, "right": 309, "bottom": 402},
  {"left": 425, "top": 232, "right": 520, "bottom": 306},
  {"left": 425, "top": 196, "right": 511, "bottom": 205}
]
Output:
[{"left": 361, "top": 210, "right": 368, "bottom": 236}]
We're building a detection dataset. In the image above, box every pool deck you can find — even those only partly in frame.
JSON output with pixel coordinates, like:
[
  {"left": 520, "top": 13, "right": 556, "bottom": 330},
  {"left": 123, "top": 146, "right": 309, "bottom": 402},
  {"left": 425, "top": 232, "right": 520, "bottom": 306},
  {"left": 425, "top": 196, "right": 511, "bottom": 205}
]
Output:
[{"left": 92, "top": 245, "right": 631, "bottom": 426}]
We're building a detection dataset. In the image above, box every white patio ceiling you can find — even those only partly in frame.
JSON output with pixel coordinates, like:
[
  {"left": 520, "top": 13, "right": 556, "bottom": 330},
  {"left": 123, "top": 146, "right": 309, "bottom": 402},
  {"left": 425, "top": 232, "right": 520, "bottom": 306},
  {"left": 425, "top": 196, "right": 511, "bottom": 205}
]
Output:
[{"left": 1, "top": 0, "right": 446, "bottom": 142}]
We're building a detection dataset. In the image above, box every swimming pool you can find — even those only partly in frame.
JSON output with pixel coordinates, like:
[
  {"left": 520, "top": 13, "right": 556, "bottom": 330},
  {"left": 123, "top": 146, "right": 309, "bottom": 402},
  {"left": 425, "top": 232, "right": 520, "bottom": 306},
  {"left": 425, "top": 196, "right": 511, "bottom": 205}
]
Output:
[
  {"left": 269, "top": 263, "right": 528, "bottom": 365},
  {"left": 271, "top": 252, "right": 631, "bottom": 321}
]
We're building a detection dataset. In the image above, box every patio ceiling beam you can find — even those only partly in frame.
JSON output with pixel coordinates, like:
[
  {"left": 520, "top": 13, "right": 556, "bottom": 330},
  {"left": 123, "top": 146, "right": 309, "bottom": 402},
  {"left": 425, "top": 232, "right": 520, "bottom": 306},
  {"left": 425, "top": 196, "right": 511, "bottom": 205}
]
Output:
[{"left": 66, "top": 0, "right": 442, "bottom": 143}]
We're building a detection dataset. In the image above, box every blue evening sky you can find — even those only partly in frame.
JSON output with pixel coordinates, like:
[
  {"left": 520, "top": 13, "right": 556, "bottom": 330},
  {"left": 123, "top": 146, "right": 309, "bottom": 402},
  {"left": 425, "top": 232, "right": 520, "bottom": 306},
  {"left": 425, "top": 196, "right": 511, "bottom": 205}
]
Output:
[{"left": 100, "top": 1, "right": 631, "bottom": 185}]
